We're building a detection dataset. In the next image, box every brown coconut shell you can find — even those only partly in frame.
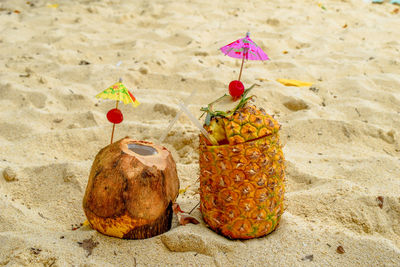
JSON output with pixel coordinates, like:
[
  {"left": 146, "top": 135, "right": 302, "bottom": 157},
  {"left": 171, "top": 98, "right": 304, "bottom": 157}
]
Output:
[{"left": 82, "top": 137, "right": 179, "bottom": 239}]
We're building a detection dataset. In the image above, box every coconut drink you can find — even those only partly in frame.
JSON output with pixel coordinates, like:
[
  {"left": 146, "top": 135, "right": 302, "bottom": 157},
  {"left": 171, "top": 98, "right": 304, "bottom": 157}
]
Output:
[
  {"left": 83, "top": 137, "right": 179, "bottom": 239},
  {"left": 199, "top": 86, "right": 285, "bottom": 239}
]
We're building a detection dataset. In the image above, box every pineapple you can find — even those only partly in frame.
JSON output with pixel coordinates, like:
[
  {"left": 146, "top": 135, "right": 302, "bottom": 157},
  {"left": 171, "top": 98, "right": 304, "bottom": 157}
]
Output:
[{"left": 199, "top": 87, "right": 285, "bottom": 239}]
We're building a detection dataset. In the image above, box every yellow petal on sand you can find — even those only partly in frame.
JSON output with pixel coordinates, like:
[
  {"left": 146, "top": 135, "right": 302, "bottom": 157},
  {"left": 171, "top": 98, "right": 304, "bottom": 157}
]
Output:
[
  {"left": 277, "top": 79, "right": 313, "bottom": 87},
  {"left": 179, "top": 185, "right": 190, "bottom": 195},
  {"left": 47, "top": 3, "right": 59, "bottom": 8}
]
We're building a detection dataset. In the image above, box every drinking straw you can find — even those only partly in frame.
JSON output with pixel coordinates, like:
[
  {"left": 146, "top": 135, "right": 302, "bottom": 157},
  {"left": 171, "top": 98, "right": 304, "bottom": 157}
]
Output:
[
  {"left": 178, "top": 102, "right": 217, "bottom": 145},
  {"left": 110, "top": 62, "right": 122, "bottom": 144},
  {"left": 159, "top": 88, "right": 197, "bottom": 143}
]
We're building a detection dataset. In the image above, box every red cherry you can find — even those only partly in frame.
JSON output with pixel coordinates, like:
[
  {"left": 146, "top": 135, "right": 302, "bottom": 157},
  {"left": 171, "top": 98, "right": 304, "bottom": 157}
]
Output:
[
  {"left": 229, "top": 80, "right": 244, "bottom": 99},
  {"left": 107, "top": 108, "right": 123, "bottom": 124}
]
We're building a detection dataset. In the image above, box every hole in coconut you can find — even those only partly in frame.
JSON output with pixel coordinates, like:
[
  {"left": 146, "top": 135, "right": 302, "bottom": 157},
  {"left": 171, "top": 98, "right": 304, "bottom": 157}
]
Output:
[{"left": 128, "top": 143, "right": 158, "bottom": 156}]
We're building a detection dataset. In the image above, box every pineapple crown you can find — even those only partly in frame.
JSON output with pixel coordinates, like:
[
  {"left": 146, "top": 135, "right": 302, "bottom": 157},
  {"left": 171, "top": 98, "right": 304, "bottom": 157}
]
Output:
[{"left": 200, "top": 84, "right": 257, "bottom": 126}]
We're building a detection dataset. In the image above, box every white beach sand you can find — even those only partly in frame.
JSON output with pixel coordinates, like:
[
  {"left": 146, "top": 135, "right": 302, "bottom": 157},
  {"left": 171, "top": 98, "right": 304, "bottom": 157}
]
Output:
[{"left": 0, "top": 0, "right": 399, "bottom": 266}]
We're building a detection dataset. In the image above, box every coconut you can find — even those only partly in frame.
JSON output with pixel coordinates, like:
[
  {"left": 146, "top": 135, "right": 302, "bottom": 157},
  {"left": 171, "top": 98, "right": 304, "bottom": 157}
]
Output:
[{"left": 82, "top": 137, "right": 179, "bottom": 239}]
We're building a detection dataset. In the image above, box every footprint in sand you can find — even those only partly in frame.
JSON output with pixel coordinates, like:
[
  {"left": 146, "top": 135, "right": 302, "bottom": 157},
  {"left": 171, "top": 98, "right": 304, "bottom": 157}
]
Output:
[
  {"left": 164, "top": 33, "right": 193, "bottom": 47},
  {"left": 0, "top": 122, "right": 33, "bottom": 141},
  {"left": 270, "top": 61, "right": 297, "bottom": 69},
  {"left": 59, "top": 93, "right": 93, "bottom": 111},
  {"left": 285, "top": 160, "right": 324, "bottom": 191},
  {"left": 283, "top": 97, "right": 309, "bottom": 111},
  {"left": 266, "top": 18, "right": 280, "bottom": 26},
  {"left": 160, "top": 225, "right": 242, "bottom": 256},
  {"left": 153, "top": 103, "right": 178, "bottom": 117},
  {"left": 0, "top": 83, "right": 47, "bottom": 109}
]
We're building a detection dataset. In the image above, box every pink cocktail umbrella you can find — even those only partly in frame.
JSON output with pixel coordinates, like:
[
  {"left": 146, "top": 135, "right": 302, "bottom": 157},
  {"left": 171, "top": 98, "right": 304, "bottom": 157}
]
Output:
[{"left": 220, "top": 32, "right": 269, "bottom": 82}]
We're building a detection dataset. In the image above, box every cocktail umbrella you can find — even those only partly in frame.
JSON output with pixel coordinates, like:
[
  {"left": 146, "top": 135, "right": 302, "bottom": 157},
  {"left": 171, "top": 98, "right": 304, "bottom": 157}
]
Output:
[
  {"left": 220, "top": 33, "right": 269, "bottom": 99},
  {"left": 96, "top": 79, "right": 140, "bottom": 144}
]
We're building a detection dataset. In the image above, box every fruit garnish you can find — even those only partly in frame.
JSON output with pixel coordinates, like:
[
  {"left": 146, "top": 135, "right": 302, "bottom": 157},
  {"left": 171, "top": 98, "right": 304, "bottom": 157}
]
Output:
[
  {"left": 106, "top": 108, "right": 123, "bottom": 124},
  {"left": 229, "top": 80, "right": 245, "bottom": 100},
  {"left": 200, "top": 84, "right": 256, "bottom": 126}
]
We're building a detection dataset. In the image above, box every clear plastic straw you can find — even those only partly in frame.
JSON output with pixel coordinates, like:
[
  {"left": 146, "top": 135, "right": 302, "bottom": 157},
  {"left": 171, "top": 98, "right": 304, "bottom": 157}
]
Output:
[
  {"left": 158, "top": 88, "right": 197, "bottom": 143},
  {"left": 178, "top": 102, "right": 217, "bottom": 145}
]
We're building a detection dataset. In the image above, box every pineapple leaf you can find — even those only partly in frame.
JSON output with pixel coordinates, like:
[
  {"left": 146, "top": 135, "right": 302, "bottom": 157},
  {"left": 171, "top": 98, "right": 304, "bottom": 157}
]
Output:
[
  {"left": 205, "top": 112, "right": 211, "bottom": 126},
  {"left": 200, "top": 84, "right": 259, "bottom": 123},
  {"left": 198, "top": 111, "right": 206, "bottom": 120}
]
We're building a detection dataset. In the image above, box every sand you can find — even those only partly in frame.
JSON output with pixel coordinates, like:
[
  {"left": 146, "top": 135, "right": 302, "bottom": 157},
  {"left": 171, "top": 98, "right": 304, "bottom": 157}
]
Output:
[{"left": 0, "top": 0, "right": 399, "bottom": 266}]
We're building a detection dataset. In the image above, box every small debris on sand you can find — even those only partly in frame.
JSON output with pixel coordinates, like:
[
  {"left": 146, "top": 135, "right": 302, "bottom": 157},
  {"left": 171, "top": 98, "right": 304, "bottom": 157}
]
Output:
[
  {"left": 3, "top": 167, "right": 17, "bottom": 181},
  {"left": 79, "top": 60, "right": 90, "bottom": 65},
  {"left": 377, "top": 196, "right": 384, "bottom": 209},
  {"left": 78, "top": 237, "right": 99, "bottom": 257},
  {"left": 30, "top": 247, "right": 42, "bottom": 255},
  {"left": 336, "top": 245, "right": 345, "bottom": 254},
  {"left": 301, "top": 254, "right": 314, "bottom": 261}
]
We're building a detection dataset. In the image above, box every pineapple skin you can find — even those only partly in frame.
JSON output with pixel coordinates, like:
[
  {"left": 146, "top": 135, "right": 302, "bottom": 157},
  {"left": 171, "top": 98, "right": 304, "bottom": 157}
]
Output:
[{"left": 199, "top": 105, "right": 285, "bottom": 239}]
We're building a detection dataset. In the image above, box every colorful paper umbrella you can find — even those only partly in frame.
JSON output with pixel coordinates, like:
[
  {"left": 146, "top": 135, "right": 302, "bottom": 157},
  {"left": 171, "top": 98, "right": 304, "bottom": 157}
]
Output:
[
  {"left": 220, "top": 32, "right": 269, "bottom": 81},
  {"left": 96, "top": 82, "right": 140, "bottom": 107},
  {"left": 96, "top": 80, "right": 140, "bottom": 144}
]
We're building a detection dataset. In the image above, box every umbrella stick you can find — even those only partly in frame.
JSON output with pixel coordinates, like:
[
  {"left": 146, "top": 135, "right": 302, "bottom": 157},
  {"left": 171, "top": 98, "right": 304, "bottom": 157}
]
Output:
[
  {"left": 238, "top": 55, "right": 245, "bottom": 81},
  {"left": 110, "top": 100, "right": 119, "bottom": 144},
  {"left": 110, "top": 123, "right": 116, "bottom": 144}
]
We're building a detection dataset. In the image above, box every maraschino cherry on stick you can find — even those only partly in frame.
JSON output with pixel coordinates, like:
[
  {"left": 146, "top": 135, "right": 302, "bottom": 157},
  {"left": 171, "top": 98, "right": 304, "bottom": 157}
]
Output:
[
  {"left": 229, "top": 80, "right": 244, "bottom": 101},
  {"left": 220, "top": 32, "right": 270, "bottom": 101},
  {"left": 95, "top": 78, "right": 140, "bottom": 144},
  {"left": 107, "top": 104, "right": 124, "bottom": 144}
]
